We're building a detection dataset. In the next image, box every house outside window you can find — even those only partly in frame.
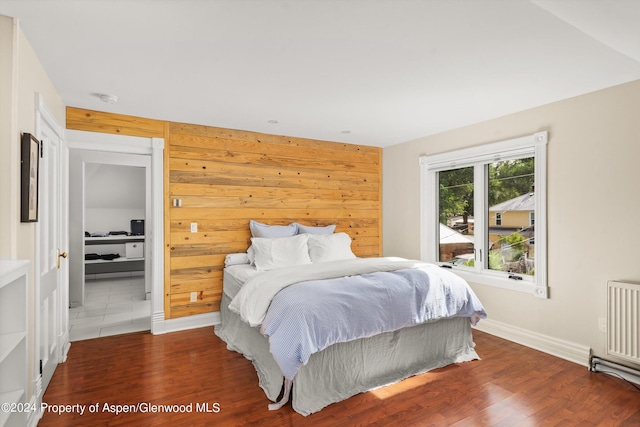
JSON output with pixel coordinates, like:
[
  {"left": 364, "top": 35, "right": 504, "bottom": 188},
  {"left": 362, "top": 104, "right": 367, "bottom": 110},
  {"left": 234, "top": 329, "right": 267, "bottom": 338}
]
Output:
[
  {"left": 488, "top": 181, "right": 535, "bottom": 275},
  {"left": 420, "top": 132, "right": 548, "bottom": 298}
]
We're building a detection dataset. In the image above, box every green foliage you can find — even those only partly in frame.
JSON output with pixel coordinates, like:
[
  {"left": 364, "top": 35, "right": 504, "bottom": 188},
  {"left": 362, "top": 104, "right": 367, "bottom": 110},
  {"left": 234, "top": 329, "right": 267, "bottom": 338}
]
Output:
[
  {"left": 437, "top": 158, "right": 534, "bottom": 227},
  {"left": 438, "top": 167, "right": 473, "bottom": 225},
  {"left": 488, "top": 249, "right": 503, "bottom": 270},
  {"left": 501, "top": 232, "right": 526, "bottom": 261},
  {"left": 488, "top": 158, "right": 535, "bottom": 206}
]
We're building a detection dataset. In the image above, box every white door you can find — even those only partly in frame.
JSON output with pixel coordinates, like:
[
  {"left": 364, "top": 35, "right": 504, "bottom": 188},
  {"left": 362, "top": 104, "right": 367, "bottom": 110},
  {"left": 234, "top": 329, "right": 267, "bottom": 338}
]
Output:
[{"left": 36, "top": 98, "right": 69, "bottom": 394}]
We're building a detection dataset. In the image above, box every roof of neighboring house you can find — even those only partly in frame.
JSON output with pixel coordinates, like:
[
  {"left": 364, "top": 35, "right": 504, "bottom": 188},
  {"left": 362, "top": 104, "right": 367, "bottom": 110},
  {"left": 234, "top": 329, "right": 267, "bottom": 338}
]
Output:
[
  {"left": 490, "top": 192, "right": 534, "bottom": 212},
  {"left": 440, "top": 223, "right": 474, "bottom": 244}
]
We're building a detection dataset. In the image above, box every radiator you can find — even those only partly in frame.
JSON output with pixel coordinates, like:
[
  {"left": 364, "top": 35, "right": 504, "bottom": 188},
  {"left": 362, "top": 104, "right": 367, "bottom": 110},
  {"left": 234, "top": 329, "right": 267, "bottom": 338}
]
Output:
[{"left": 607, "top": 280, "right": 640, "bottom": 364}]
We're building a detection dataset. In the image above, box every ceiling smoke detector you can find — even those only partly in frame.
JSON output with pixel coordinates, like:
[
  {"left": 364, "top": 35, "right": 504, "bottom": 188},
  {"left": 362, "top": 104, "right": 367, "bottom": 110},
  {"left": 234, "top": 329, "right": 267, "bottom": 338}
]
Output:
[{"left": 98, "top": 94, "right": 118, "bottom": 104}]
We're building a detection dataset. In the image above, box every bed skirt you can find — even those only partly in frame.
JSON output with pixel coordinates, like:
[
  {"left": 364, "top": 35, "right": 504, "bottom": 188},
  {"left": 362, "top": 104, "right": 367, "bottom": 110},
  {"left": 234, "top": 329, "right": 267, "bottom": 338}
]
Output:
[{"left": 215, "top": 293, "right": 479, "bottom": 416}]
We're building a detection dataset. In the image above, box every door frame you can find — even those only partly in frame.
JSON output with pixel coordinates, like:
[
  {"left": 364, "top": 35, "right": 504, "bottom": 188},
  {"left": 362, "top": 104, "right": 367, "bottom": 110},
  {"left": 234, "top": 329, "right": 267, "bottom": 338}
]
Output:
[{"left": 66, "top": 130, "right": 165, "bottom": 333}]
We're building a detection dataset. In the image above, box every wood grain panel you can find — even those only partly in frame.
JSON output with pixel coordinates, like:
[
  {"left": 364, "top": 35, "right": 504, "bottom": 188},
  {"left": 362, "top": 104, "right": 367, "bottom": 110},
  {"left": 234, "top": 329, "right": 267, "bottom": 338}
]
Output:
[
  {"left": 169, "top": 146, "right": 380, "bottom": 174},
  {"left": 167, "top": 195, "right": 379, "bottom": 210},
  {"left": 66, "top": 107, "right": 381, "bottom": 320},
  {"left": 170, "top": 275, "right": 222, "bottom": 294},
  {"left": 66, "top": 107, "right": 164, "bottom": 138},
  {"left": 169, "top": 122, "right": 379, "bottom": 155},
  {"left": 170, "top": 266, "right": 222, "bottom": 281},
  {"left": 169, "top": 171, "right": 378, "bottom": 192},
  {"left": 170, "top": 183, "right": 379, "bottom": 201},
  {"left": 167, "top": 122, "right": 381, "bottom": 318},
  {"left": 163, "top": 122, "right": 172, "bottom": 316},
  {"left": 169, "top": 158, "right": 379, "bottom": 184},
  {"left": 169, "top": 208, "right": 381, "bottom": 221}
]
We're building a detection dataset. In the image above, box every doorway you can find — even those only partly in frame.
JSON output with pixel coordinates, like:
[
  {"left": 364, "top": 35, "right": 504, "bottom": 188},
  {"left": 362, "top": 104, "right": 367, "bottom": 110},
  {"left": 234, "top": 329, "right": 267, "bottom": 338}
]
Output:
[
  {"left": 66, "top": 130, "right": 165, "bottom": 338},
  {"left": 71, "top": 162, "right": 151, "bottom": 340}
]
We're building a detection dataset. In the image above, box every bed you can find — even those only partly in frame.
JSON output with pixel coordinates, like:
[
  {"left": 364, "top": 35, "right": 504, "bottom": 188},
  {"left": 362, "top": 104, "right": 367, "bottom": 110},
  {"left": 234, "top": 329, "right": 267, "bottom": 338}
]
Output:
[{"left": 214, "top": 221, "right": 487, "bottom": 416}]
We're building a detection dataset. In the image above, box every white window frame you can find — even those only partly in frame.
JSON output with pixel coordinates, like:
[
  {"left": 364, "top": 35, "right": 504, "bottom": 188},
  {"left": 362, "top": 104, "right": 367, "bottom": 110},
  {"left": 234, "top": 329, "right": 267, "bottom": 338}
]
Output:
[
  {"left": 495, "top": 212, "right": 502, "bottom": 226},
  {"left": 419, "top": 131, "right": 548, "bottom": 298}
]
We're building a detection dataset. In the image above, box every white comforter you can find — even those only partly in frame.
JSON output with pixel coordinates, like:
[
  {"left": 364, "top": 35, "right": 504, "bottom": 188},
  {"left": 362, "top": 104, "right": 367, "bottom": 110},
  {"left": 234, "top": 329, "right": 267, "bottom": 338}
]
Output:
[{"left": 228, "top": 257, "right": 428, "bottom": 327}]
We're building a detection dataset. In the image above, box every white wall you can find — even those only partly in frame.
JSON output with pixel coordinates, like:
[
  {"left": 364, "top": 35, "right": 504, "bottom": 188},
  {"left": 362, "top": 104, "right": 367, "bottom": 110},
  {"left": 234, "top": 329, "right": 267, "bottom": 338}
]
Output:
[
  {"left": 0, "top": 14, "right": 65, "bottom": 408},
  {"left": 382, "top": 80, "right": 640, "bottom": 366},
  {"left": 1, "top": 16, "right": 64, "bottom": 258},
  {"left": 0, "top": 15, "right": 18, "bottom": 257},
  {"left": 85, "top": 163, "right": 145, "bottom": 233}
]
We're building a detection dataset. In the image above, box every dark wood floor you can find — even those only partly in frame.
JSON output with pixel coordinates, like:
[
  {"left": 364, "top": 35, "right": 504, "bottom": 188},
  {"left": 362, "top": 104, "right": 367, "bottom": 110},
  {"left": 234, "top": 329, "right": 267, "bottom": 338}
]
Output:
[{"left": 39, "top": 327, "right": 640, "bottom": 426}]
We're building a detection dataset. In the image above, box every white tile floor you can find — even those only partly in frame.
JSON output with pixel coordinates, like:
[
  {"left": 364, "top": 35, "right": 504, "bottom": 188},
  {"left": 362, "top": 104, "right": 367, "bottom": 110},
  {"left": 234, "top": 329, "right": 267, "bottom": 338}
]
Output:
[{"left": 69, "top": 275, "right": 151, "bottom": 341}]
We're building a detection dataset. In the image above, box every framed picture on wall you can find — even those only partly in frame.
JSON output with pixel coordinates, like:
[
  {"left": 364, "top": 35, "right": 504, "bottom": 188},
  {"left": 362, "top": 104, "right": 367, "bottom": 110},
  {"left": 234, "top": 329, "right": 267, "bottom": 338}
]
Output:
[{"left": 21, "top": 132, "right": 40, "bottom": 222}]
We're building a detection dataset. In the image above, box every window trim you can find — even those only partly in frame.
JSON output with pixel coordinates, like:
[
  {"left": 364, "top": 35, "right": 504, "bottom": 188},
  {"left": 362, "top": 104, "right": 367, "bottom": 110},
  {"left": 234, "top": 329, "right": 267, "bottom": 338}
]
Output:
[{"left": 419, "top": 131, "right": 548, "bottom": 298}]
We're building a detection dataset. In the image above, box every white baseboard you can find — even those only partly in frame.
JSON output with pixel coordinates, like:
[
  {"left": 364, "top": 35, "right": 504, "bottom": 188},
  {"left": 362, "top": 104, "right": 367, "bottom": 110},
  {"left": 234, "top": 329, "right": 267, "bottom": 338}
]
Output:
[
  {"left": 473, "top": 318, "right": 591, "bottom": 367},
  {"left": 28, "top": 377, "right": 42, "bottom": 427},
  {"left": 58, "top": 330, "right": 70, "bottom": 363},
  {"left": 151, "top": 311, "right": 220, "bottom": 335}
]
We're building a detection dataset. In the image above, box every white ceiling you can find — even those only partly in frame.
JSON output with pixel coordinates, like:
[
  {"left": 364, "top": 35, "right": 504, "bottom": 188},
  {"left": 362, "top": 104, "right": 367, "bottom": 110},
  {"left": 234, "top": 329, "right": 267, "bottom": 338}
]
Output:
[{"left": 1, "top": 0, "right": 639, "bottom": 147}]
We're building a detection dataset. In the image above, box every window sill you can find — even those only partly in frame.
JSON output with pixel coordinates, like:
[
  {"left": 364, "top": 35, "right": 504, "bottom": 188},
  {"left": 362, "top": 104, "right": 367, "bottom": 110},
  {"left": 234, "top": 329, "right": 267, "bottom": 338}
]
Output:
[{"left": 444, "top": 266, "right": 547, "bottom": 298}]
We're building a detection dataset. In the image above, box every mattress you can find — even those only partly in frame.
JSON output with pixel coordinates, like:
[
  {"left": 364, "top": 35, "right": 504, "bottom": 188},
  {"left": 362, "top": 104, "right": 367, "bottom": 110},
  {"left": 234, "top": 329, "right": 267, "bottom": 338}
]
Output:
[{"left": 222, "top": 264, "right": 260, "bottom": 299}]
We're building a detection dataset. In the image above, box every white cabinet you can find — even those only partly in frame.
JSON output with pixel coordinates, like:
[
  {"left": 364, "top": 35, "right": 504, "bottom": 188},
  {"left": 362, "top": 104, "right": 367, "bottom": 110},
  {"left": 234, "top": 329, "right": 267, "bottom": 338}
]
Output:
[
  {"left": 0, "top": 260, "right": 29, "bottom": 427},
  {"left": 84, "top": 235, "right": 145, "bottom": 275}
]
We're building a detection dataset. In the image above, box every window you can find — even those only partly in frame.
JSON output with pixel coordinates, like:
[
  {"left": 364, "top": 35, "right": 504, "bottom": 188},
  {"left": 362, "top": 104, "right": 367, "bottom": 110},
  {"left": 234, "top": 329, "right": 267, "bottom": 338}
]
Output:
[
  {"left": 495, "top": 212, "right": 502, "bottom": 226},
  {"left": 420, "top": 132, "right": 548, "bottom": 298}
]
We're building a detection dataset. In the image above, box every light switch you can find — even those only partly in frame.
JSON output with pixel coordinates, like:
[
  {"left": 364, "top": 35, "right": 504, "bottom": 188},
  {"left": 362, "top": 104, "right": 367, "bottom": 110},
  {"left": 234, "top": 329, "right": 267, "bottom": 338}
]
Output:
[
  {"left": 190, "top": 222, "right": 197, "bottom": 233},
  {"left": 190, "top": 292, "right": 197, "bottom": 302}
]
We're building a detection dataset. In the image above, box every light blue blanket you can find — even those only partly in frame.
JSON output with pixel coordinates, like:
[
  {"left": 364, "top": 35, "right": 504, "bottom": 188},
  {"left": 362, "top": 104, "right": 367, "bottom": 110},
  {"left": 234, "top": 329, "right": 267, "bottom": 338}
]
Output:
[{"left": 260, "top": 265, "right": 487, "bottom": 380}]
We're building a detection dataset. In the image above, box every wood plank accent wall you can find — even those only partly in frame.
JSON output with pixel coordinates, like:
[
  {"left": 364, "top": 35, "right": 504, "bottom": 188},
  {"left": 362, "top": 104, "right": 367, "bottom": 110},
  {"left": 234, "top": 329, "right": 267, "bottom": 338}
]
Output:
[
  {"left": 66, "top": 107, "right": 164, "bottom": 138},
  {"left": 67, "top": 107, "right": 382, "bottom": 319}
]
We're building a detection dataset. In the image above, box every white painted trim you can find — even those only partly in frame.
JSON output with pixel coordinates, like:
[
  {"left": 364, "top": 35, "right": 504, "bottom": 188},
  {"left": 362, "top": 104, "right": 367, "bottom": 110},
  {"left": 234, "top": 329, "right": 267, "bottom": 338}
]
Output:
[
  {"left": 421, "top": 133, "right": 539, "bottom": 172},
  {"left": 36, "top": 95, "right": 63, "bottom": 139},
  {"left": 418, "top": 156, "right": 435, "bottom": 262},
  {"left": 473, "top": 318, "right": 591, "bottom": 367},
  {"left": 473, "top": 164, "right": 486, "bottom": 273},
  {"left": 66, "top": 129, "right": 153, "bottom": 154},
  {"left": 150, "top": 138, "right": 165, "bottom": 334},
  {"left": 152, "top": 312, "right": 220, "bottom": 335},
  {"left": 27, "top": 391, "right": 42, "bottom": 427},
  {"left": 532, "top": 132, "right": 548, "bottom": 298},
  {"left": 419, "top": 131, "right": 548, "bottom": 298}
]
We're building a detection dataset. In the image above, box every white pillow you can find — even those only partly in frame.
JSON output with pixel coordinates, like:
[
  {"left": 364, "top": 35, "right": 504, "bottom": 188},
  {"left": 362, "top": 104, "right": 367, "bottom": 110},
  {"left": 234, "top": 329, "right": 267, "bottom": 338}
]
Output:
[
  {"left": 249, "top": 220, "right": 297, "bottom": 238},
  {"left": 307, "top": 232, "right": 356, "bottom": 263},
  {"left": 247, "top": 245, "right": 256, "bottom": 265},
  {"left": 250, "top": 234, "right": 312, "bottom": 271},
  {"left": 224, "top": 252, "right": 250, "bottom": 267},
  {"left": 293, "top": 222, "right": 336, "bottom": 235}
]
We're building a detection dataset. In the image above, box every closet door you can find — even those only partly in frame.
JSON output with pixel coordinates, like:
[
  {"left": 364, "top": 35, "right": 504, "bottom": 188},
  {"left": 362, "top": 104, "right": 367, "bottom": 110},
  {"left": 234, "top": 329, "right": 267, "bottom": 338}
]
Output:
[{"left": 36, "top": 99, "right": 69, "bottom": 394}]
